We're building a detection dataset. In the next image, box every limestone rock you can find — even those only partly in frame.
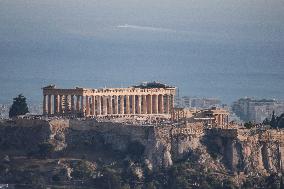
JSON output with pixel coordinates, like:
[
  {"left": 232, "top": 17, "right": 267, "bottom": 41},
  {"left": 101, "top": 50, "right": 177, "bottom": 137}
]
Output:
[{"left": 163, "top": 150, "right": 173, "bottom": 167}]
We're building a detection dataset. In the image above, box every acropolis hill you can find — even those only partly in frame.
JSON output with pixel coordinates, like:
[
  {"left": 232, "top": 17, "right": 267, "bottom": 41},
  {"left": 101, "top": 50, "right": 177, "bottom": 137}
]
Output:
[
  {"left": 0, "top": 83, "right": 283, "bottom": 188},
  {"left": 1, "top": 118, "right": 284, "bottom": 188}
]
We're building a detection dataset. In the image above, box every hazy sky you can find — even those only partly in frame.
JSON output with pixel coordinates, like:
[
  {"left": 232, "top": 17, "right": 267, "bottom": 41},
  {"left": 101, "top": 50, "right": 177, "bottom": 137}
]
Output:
[
  {"left": 1, "top": 0, "right": 283, "bottom": 42},
  {"left": 0, "top": 0, "right": 283, "bottom": 103}
]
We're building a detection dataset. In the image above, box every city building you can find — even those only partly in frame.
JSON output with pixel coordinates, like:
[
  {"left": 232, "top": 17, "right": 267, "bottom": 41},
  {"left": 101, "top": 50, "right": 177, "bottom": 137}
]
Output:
[
  {"left": 0, "top": 104, "right": 9, "bottom": 119},
  {"left": 180, "top": 96, "right": 221, "bottom": 108},
  {"left": 232, "top": 98, "right": 284, "bottom": 123}
]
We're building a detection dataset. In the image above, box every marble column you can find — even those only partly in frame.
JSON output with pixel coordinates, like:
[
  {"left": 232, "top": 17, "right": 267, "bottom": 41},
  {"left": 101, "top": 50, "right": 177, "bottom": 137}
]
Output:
[
  {"left": 227, "top": 115, "right": 229, "bottom": 125},
  {"left": 120, "top": 95, "right": 124, "bottom": 114},
  {"left": 131, "top": 95, "right": 135, "bottom": 114},
  {"left": 170, "top": 95, "right": 174, "bottom": 113},
  {"left": 217, "top": 115, "right": 220, "bottom": 125},
  {"left": 55, "top": 95, "right": 60, "bottom": 114},
  {"left": 137, "top": 95, "right": 141, "bottom": 114},
  {"left": 125, "top": 95, "right": 130, "bottom": 114},
  {"left": 142, "top": 95, "right": 147, "bottom": 114},
  {"left": 158, "top": 94, "right": 164, "bottom": 114},
  {"left": 71, "top": 95, "right": 75, "bottom": 113},
  {"left": 55, "top": 95, "right": 59, "bottom": 114},
  {"left": 48, "top": 94, "right": 52, "bottom": 115},
  {"left": 225, "top": 115, "right": 228, "bottom": 125},
  {"left": 61, "top": 95, "right": 65, "bottom": 113},
  {"left": 53, "top": 95, "right": 57, "bottom": 114},
  {"left": 43, "top": 95, "right": 47, "bottom": 115},
  {"left": 76, "top": 95, "right": 80, "bottom": 112},
  {"left": 165, "top": 95, "right": 170, "bottom": 114},
  {"left": 114, "top": 96, "right": 119, "bottom": 114},
  {"left": 64, "top": 95, "right": 69, "bottom": 113},
  {"left": 85, "top": 96, "right": 90, "bottom": 116},
  {"left": 59, "top": 95, "right": 63, "bottom": 114},
  {"left": 152, "top": 95, "right": 158, "bottom": 114},
  {"left": 96, "top": 96, "right": 101, "bottom": 115},
  {"left": 102, "top": 96, "right": 107, "bottom": 115},
  {"left": 81, "top": 95, "right": 84, "bottom": 113},
  {"left": 91, "top": 96, "right": 95, "bottom": 115},
  {"left": 108, "top": 96, "right": 113, "bottom": 114},
  {"left": 147, "top": 95, "right": 152, "bottom": 114}
]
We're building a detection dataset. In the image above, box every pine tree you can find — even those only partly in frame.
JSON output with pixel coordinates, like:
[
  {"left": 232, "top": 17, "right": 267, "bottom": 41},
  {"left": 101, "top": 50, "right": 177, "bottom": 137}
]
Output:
[
  {"left": 262, "top": 118, "right": 270, "bottom": 125},
  {"left": 270, "top": 111, "right": 277, "bottom": 128},
  {"left": 280, "top": 171, "right": 284, "bottom": 189},
  {"left": 278, "top": 114, "right": 284, "bottom": 128},
  {"left": 9, "top": 94, "right": 29, "bottom": 118}
]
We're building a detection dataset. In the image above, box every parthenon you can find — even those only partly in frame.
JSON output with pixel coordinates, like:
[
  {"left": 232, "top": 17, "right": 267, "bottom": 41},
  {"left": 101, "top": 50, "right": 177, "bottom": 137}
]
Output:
[{"left": 42, "top": 82, "right": 176, "bottom": 117}]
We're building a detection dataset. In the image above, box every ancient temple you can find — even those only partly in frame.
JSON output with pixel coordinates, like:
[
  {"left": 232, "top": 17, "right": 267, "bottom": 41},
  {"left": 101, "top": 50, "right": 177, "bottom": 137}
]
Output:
[{"left": 42, "top": 82, "right": 176, "bottom": 117}]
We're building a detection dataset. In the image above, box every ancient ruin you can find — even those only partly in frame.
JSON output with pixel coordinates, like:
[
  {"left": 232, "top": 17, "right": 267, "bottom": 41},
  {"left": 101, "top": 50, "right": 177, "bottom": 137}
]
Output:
[
  {"left": 42, "top": 82, "right": 176, "bottom": 118},
  {"left": 171, "top": 107, "right": 230, "bottom": 126}
]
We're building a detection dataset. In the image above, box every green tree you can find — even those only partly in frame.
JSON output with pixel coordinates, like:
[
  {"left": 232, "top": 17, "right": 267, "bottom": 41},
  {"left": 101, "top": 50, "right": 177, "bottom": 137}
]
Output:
[
  {"left": 280, "top": 174, "right": 284, "bottom": 189},
  {"left": 38, "top": 142, "right": 53, "bottom": 158},
  {"left": 94, "top": 167, "right": 122, "bottom": 189},
  {"left": 244, "top": 121, "right": 253, "bottom": 129},
  {"left": 126, "top": 141, "right": 145, "bottom": 160},
  {"left": 9, "top": 94, "right": 29, "bottom": 118},
  {"left": 71, "top": 160, "right": 96, "bottom": 179},
  {"left": 270, "top": 111, "right": 277, "bottom": 128},
  {"left": 276, "top": 113, "right": 284, "bottom": 128},
  {"left": 262, "top": 118, "right": 270, "bottom": 125},
  {"left": 144, "top": 182, "right": 156, "bottom": 189}
]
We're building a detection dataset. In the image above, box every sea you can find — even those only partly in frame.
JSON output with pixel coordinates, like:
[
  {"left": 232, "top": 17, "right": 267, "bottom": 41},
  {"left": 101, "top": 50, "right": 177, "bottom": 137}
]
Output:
[{"left": 0, "top": 38, "right": 283, "bottom": 105}]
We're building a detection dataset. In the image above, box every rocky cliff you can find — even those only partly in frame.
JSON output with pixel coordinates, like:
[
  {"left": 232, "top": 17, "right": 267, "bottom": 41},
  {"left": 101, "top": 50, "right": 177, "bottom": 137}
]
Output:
[
  {"left": 204, "top": 128, "right": 284, "bottom": 176},
  {"left": 0, "top": 118, "right": 283, "bottom": 188}
]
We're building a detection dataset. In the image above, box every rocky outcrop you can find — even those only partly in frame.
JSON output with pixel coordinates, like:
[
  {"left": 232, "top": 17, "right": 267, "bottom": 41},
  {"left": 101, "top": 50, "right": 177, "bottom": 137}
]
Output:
[
  {"left": 204, "top": 128, "right": 284, "bottom": 176},
  {"left": 0, "top": 118, "right": 283, "bottom": 177}
]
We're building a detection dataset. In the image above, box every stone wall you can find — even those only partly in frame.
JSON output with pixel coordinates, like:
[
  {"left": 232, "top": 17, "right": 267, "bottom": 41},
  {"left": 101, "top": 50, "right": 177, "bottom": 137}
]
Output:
[{"left": 0, "top": 119, "right": 51, "bottom": 153}]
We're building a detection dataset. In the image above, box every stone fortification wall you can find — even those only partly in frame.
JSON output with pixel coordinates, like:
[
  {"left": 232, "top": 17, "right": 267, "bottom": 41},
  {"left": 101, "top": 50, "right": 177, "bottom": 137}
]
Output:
[
  {"left": 66, "top": 120, "right": 156, "bottom": 157},
  {"left": 0, "top": 119, "right": 51, "bottom": 153},
  {"left": 171, "top": 122, "right": 204, "bottom": 136},
  {"left": 237, "top": 128, "right": 284, "bottom": 142},
  {"left": 205, "top": 128, "right": 238, "bottom": 138},
  {"left": 0, "top": 119, "right": 160, "bottom": 166}
]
